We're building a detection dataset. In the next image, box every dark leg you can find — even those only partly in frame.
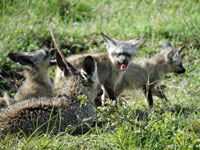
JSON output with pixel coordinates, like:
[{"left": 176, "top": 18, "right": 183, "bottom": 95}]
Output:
[
  {"left": 158, "top": 86, "right": 168, "bottom": 102},
  {"left": 104, "top": 85, "right": 117, "bottom": 102},
  {"left": 151, "top": 87, "right": 168, "bottom": 102},
  {"left": 94, "top": 89, "right": 104, "bottom": 107},
  {"left": 157, "top": 91, "right": 168, "bottom": 102},
  {"left": 106, "top": 88, "right": 117, "bottom": 101},
  {"left": 143, "top": 86, "right": 154, "bottom": 107},
  {"left": 147, "top": 89, "right": 153, "bottom": 106},
  {"left": 94, "top": 96, "right": 102, "bottom": 107}
]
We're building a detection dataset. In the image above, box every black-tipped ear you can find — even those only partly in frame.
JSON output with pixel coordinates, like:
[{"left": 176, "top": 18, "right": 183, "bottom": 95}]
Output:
[
  {"left": 82, "top": 56, "right": 95, "bottom": 76},
  {"left": 8, "top": 53, "right": 18, "bottom": 62},
  {"left": 49, "top": 49, "right": 56, "bottom": 66},
  {"left": 128, "top": 35, "right": 144, "bottom": 47},
  {"left": 56, "top": 52, "right": 70, "bottom": 76},
  {"left": 56, "top": 52, "right": 77, "bottom": 76},
  {"left": 162, "top": 41, "right": 173, "bottom": 49},
  {"left": 167, "top": 50, "right": 177, "bottom": 63},
  {"left": 101, "top": 32, "right": 117, "bottom": 47},
  {"left": 50, "top": 49, "right": 56, "bottom": 56},
  {"left": 8, "top": 53, "right": 34, "bottom": 67},
  {"left": 177, "top": 45, "right": 186, "bottom": 54}
]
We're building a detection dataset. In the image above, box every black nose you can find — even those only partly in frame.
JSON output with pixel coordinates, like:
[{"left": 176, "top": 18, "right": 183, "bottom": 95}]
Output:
[{"left": 176, "top": 68, "right": 186, "bottom": 74}]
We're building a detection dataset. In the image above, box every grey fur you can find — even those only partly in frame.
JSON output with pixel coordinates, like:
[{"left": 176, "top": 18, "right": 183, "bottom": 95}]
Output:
[
  {"left": 0, "top": 49, "right": 55, "bottom": 107},
  {"left": 116, "top": 41, "right": 186, "bottom": 106},
  {"left": 0, "top": 52, "right": 101, "bottom": 139},
  {"left": 54, "top": 33, "right": 143, "bottom": 103}
]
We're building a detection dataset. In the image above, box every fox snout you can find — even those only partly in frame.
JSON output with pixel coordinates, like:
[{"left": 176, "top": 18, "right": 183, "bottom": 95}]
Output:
[
  {"left": 175, "top": 65, "right": 186, "bottom": 74},
  {"left": 176, "top": 68, "right": 186, "bottom": 74}
]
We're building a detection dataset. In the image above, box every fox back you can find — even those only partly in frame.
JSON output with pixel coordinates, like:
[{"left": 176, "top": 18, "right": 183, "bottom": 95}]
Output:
[{"left": 0, "top": 52, "right": 101, "bottom": 139}]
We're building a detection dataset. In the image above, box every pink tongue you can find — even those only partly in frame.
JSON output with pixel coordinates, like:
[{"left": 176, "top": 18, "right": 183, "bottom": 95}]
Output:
[{"left": 121, "top": 64, "right": 126, "bottom": 71}]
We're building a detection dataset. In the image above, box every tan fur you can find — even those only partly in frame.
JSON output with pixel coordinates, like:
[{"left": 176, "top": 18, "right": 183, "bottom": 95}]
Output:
[
  {"left": 0, "top": 49, "right": 55, "bottom": 107},
  {"left": 14, "top": 66, "right": 54, "bottom": 102},
  {"left": 55, "top": 53, "right": 122, "bottom": 97},
  {"left": 55, "top": 34, "right": 143, "bottom": 104},
  {"left": 0, "top": 92, "right": 15, "bottom": 107},
  {"left": 0, "top": 53, "right": 101, "bottom": 139},
  {"left": 0, "top": 98, "right": 7, "bottom": 108},
  {"left": 116, "top": 41, "right": 186, "bottom": 106}
]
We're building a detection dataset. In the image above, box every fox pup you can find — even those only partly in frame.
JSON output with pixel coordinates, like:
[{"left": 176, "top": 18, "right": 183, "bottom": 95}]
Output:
[
  {"left": 0, "top": 51, "right": 101, "bottom": 138},
  {"left": 116, "top": 41, "right": 186, "bottom": 106},
  {"left": 54, "top": 33, "right": 143, "bottom": 103},
  {"left": 0, "top": 49, "right": 55, "bottom": 107}
]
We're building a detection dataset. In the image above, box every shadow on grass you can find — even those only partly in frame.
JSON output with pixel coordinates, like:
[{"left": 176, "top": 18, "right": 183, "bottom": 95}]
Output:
[
  {"left": 132, "top": 103, "right": 200, "bottom": 121},
  {"left": 0, "top": 32, "right": 100, "bottom": 97},
  {"left": 95, "top": 102, "right": 200, "bottom": 128},
  {"left": 0, "top": 63, "right": 24, "bottom": 97}
]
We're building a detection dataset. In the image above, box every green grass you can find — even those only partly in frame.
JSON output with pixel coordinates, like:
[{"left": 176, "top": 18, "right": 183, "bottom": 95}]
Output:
[{"left": 0, "top": 0, "right": 200, "bottom": 149}]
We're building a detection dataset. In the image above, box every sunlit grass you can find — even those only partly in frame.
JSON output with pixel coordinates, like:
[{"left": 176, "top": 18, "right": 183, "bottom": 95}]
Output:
[{"left": 0, "top": 0, "right": 200, "bottom": 149}]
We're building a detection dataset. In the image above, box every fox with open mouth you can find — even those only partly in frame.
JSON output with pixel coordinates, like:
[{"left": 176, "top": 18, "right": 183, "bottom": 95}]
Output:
[{"left": 54, "top": 33, "right": 143, "bottom": 103}]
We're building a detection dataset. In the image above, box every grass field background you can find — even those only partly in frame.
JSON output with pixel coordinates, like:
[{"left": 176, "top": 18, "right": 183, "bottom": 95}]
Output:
[{"left": 0, "top": 0, "right": 200, "bottom": 149}]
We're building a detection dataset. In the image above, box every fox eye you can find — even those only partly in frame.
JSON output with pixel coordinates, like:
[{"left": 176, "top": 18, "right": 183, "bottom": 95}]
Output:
[
  {"left": 115, "top": 53, "right": 121, "bottom": 57},
  {"left": 124, "top": 53, "right": 131, "bottom": 57},
  {"left": 116, "top": 52, "right": 131, "bottom": 57}
]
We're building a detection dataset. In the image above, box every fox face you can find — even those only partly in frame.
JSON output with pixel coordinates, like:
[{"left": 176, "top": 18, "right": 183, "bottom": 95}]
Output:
[
  {"left": 8, "top": 49, "right": 56, "bottom": 70},
  {"left": 101, "top": 33, "right": 142, "bottom": 71},
  {"left": 163, "top": 41, "right": 186, "bottom": 74},
  {"left": 56, "top": 52, "right": 101, "bottom": 102}
]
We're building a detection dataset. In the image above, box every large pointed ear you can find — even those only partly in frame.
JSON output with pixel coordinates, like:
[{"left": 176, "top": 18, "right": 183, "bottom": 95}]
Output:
[
  {"left": 162, "top": 41, "right": 173, "bottom": 50},
  {"left": 8, "top": 53, "right": 35, "bottom": 67},
  {"left": 128, "top": 35, "right": 144, "bottom": 47},
  {"left": 50, "top": 49, "right": 56, "bottom": 56},
  {"left": 49, "top": 49, "right": 56, "bottom": 66},
  {"left": 56, "top": 52, "right": 77, "bottom": 76},
  {"left": 177, "top": 45, "right": 186, "bottom": 54},
  {"left": 167, "top": 50, "right": 176, "bottom": 61},
  {"left": 101, "top": 32, "right": 117, "bottom": 48},
  {"left": 82, "top": 56, "right": 95, "bottom": 76}
]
